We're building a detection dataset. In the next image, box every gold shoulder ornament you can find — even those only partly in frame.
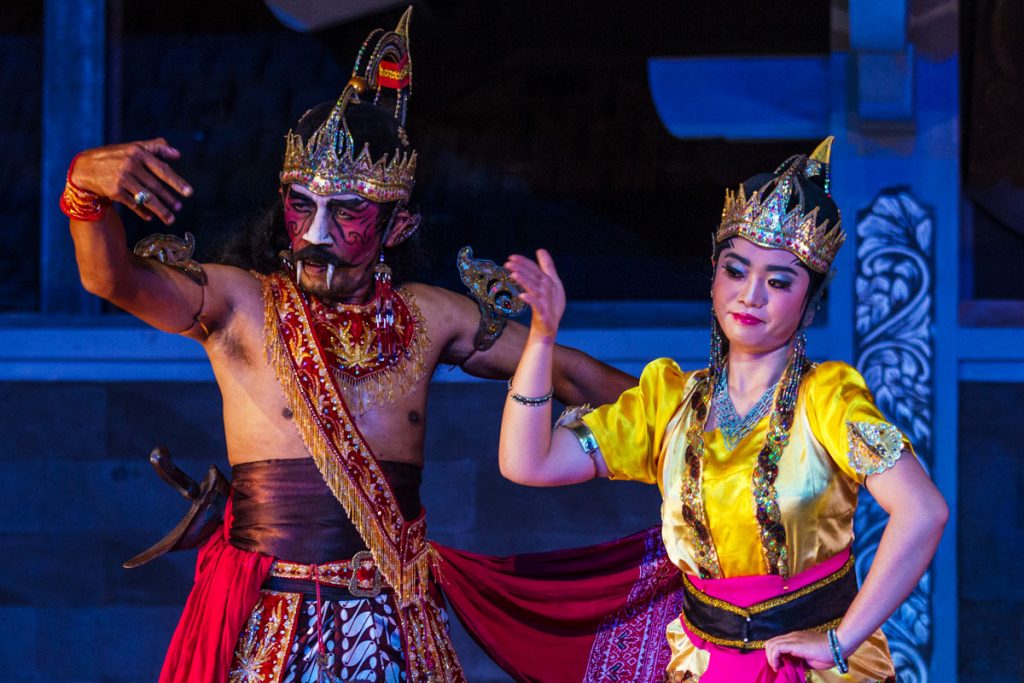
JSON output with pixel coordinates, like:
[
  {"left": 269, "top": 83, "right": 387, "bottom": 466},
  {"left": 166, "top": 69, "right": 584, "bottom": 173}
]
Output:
[
  {"left": 133, "top": 232, "right": 208, "bottom": 286},
  {"left": 457, "top": 246, "right": 527, "bottom": 351}
]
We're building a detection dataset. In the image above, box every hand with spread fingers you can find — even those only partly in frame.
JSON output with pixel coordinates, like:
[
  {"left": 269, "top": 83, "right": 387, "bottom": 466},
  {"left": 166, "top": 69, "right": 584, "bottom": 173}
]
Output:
[
  {"left": 505, "top": 249, "right": 565, "bottom": 342},
  {"left": 69, "top": 138, "right": 193, "bottom": 225}
]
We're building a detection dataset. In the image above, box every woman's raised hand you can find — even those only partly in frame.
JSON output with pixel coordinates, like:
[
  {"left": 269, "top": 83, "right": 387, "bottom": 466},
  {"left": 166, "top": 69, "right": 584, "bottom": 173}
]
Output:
[
  {"left": 505, "top": 249, "right": 565, "bottom": 341},
  {"left": 71, "top": 138, "right": 193, "bottom": 225}
]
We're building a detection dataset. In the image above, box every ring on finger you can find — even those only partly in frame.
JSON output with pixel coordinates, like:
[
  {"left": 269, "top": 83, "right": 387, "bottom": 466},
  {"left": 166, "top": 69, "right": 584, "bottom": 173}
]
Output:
[{"left": 133, "top": 189, "right": 152, "bottom": 206}]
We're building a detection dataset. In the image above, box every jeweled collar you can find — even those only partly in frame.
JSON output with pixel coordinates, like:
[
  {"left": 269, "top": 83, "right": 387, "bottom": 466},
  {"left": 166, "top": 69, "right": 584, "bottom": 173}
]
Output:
[{"left": 298, "top": 280, "right": 430, "bottom": 414}]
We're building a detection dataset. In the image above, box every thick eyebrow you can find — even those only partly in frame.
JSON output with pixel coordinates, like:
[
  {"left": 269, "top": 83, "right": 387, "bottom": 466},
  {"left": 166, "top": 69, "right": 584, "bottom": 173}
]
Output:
[
  {"left": 283, "top": 187, "right": 309, "bottom": 202},
  {"left": 327, "top": 197, "right": 372, "bottom": 211},
  {"left": 285, "top": 187, "right": 369, "bottom": 211},
  {"left": 723, "top": 252, "right": 800, "bottom": 276},
  {"left": 722, "top": 253, "right": 750, "bottom": 266}
]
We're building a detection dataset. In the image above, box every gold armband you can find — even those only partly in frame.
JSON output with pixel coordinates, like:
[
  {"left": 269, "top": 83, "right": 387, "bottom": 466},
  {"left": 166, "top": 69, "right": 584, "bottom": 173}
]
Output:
[
  {"left": 134, "top": 232, "right": 208, "bottom": 286},
  {"left": 134, "top": 232, "right": 210, "bottom": 336},
  {"left": 556, "top": 405, "right": 599, "bottom": 455},
  {"left": 457, "top": 246, "right": 526, "bottom": 351}
]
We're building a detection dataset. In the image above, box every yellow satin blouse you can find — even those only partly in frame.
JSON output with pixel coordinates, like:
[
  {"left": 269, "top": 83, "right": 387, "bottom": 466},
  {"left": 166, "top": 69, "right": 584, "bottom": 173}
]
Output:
[
  {"left": 581, "top": 358, "right": 909, "bottom": 681},
  {"left": 581, "top": 357, "right": 912, "bottom": 579}
]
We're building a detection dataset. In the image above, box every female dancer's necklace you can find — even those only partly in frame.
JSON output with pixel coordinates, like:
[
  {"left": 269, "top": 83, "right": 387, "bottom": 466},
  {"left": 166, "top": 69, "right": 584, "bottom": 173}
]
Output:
[
  {"left": 713, "top": 367, "right": 778, "bottom": 451},
  {"left": 681, "top": 333, "right": 808, "bottom": 578}
]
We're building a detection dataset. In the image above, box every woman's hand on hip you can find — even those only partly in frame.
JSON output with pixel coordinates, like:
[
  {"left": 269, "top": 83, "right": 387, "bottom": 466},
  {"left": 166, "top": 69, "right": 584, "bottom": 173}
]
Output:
[{"left": 764, "top": 630, "right": 835, "bottom": 671}]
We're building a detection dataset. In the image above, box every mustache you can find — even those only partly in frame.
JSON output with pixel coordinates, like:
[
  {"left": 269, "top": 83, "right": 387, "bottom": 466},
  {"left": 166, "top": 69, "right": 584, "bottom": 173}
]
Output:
[{"left": 290, "top": 246, "right": 348, "bottom": 268}]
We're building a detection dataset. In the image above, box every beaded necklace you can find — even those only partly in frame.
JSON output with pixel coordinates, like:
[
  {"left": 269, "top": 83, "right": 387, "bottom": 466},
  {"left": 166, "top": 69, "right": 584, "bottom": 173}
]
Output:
[
  {"left": 680, "top": 333, "right": 808, "bottom": 579},
  {"left": 712, "top": 366, "right": 779, "bottom": 451}
]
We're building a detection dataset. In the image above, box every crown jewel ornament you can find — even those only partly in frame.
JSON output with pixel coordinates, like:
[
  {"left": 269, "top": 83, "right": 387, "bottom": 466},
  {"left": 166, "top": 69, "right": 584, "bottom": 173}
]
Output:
[
  {"left": 280, "top": 8, "right": 416, "bottom": 203},
  {"left": 717, "top": 137, "right": 845, "bottom": 273}
]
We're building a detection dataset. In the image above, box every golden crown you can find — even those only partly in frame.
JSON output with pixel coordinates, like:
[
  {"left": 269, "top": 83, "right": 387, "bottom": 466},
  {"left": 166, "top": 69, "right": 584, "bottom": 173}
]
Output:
[
  {"left": 280, "top": 8, "right": 416, "bottom": 204},
  {"left": 716, "top": 137, "right": 845, "bottom": 273}
]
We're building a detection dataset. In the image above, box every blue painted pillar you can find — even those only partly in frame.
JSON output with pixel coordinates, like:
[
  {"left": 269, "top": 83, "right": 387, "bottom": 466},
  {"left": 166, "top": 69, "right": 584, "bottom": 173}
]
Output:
[{"left": 40, "top": 0, "right": 106, "bottom": 314}]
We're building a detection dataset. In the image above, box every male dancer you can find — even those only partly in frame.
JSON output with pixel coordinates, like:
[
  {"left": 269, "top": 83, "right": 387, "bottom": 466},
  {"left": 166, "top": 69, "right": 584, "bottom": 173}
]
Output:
[{"left": 62, "top": 10, "right": 632, "bottom": 681}]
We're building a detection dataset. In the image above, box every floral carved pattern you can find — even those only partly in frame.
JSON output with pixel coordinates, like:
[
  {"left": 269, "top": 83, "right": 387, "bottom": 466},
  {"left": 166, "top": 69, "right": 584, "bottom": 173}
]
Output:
[{"left": 853, "top": 189, "right": 934, "bottom": 683}]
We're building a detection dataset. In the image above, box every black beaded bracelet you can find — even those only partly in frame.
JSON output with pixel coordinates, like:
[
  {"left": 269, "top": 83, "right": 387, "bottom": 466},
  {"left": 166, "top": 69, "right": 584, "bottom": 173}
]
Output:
[{"left": 507, "top": 378, "right": 554, "bottom": 407}]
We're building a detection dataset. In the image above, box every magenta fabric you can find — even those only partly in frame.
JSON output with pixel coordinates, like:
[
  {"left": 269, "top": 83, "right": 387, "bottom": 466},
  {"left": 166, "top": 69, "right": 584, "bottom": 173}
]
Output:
[
  {"left": 158, "top": 498, "right": 274, "bottom": 683},
  {"left": 681, "top": 548, "right": 852, "bottom": 682},
  {"left": 433, "top": 526, "right": 683, "bottom": 683}
]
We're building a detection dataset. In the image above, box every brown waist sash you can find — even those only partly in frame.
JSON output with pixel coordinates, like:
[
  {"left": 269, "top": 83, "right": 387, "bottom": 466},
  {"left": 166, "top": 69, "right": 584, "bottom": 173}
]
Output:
[{"left": 230, "top": 458, "right": 423, "bottom": 564}]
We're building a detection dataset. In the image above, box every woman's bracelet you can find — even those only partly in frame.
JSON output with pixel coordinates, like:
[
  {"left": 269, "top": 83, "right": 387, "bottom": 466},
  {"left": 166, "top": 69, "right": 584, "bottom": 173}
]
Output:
[
  {"left": 507, "top": 378, "right": 554, "bottom": 407},
  {"left": 826, "top": 627, "right": 849, "bottom": 674},
  {"left": 59, "top": 152, "right": 110, "bottom": 221}
]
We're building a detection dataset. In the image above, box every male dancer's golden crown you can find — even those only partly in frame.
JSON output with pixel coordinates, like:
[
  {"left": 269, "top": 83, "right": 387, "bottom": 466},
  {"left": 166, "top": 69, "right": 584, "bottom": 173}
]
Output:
[
  {"left": 717, "top": 137, "right": 845, "bottom": 274},
  {"left": 279, "top": 8, "right": 416, "bottom": 204},
  {"left": 280, "top": 119, "right": 416, "bottom": 204}
]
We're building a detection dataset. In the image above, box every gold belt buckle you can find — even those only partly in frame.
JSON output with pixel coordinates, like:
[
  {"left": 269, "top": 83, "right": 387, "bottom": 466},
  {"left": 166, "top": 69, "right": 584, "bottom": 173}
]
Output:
[{"left": 348, "top": 550, "right": 383, "bottom": 598}]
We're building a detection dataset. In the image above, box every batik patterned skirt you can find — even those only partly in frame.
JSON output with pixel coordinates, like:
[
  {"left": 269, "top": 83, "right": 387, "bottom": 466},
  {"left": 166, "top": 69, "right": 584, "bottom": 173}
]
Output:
[{"left": 228, "top": 587, "right": 407, "bottom": 683}]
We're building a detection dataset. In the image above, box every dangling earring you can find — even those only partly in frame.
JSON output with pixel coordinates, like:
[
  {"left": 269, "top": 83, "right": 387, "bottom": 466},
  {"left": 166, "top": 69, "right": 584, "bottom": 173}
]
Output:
[
  {"left": 790, "top": 330, "right": 807, "bottom": 376},
  {"left": 373, "top": 250, "right": 398, "bottom": 362},
  {"left": 709, "top": 309, "right": 727, "bottom": 383}
]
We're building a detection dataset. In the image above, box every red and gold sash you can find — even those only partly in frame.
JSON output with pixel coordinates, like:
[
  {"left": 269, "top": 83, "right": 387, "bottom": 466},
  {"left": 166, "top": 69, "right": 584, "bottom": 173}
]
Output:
[{"left": 261, "top": 271, "right": 464, "bottom": 682}]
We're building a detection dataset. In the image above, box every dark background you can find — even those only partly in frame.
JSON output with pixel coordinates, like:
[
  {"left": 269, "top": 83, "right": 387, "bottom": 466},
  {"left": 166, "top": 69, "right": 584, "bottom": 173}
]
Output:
[{"left": 2, "top": 0, "right": 831, "bottom": 310}]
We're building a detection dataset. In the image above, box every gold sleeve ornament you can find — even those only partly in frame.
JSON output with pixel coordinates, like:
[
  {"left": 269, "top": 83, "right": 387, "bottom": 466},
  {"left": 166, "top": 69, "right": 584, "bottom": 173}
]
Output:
[{"left": 847, "top": 420, "right": 905, "bottom": 475}]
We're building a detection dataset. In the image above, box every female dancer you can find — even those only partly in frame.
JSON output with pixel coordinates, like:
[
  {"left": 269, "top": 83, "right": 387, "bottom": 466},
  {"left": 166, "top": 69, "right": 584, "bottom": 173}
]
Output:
[{"left": 497, "top": 139, "right": 947, "bottom": 681}]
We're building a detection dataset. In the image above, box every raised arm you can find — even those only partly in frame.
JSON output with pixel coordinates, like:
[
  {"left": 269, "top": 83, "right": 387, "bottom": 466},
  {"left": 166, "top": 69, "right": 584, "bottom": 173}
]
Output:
[
  {"left": 497, "top": 250, "right": 611, "bottom": 486},
  {"left": 66, "top": 139, "right": 228, "bottom": 338},
  {"left": 434, "top": 263, "right": 635, "bottom": 407}
]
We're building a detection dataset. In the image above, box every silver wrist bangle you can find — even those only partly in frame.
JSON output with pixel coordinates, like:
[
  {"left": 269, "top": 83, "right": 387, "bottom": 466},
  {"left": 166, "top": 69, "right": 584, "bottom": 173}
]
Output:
[
  {"left": 827, "top": 627, "right": 849, "bottom": 674},
  {"left": 507, "top": 378, "right": 554, "bottom": 407}
]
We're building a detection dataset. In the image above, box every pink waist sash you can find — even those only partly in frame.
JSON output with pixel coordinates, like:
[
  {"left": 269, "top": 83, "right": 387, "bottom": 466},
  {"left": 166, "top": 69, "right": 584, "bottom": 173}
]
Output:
[{"left": 679, "top": 548, "right": 853, "bottom": 683}]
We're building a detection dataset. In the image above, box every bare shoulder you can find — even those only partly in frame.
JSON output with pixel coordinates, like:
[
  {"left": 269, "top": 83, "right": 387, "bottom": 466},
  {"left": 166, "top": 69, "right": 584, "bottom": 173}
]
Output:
[
  {"left": 402, "top": 282, "right": 477, "bottom": 328},
  {"left": 204, "top": 263, "right": 263, "bottom": 297},
  {"left": 206, "top": 264, "right": 266, "bottom": 311},
  {"left": 401, "top": 282, "right": 482, "bottom": 361},
  {"left": 192, "top": 264, "right": 265, "bottom": 340}
]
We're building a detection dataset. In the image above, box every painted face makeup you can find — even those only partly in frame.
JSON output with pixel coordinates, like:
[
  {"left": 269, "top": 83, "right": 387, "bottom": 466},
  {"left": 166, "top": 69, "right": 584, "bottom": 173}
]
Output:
[
  {"left": 711, "top": 238, "right": 811, "bottom": 356},
  {"left": 283, "top": 184, "right": 387, "bottom": 298}
]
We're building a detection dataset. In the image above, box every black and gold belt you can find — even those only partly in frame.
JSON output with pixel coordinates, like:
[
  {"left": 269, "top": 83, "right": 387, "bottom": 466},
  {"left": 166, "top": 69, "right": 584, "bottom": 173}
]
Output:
[{"left": 681, "top": 555, "right": 857, "bottom": 650}]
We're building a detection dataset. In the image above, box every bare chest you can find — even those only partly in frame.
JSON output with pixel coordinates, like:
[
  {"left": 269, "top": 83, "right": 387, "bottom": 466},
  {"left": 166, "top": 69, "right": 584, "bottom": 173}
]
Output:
[{"left": 209, "top": 289, "right": 439, "bottom": 466}]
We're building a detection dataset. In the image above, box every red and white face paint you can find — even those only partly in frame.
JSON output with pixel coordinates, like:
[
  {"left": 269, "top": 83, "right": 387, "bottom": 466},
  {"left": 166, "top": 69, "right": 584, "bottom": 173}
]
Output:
[{"left": 283, "top": 183, "right": 388, "bottom": 300}]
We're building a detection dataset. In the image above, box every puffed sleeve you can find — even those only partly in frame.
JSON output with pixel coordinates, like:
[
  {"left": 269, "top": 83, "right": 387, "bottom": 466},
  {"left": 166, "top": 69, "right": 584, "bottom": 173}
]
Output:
[
  {"left": 579, "top": 358, "right": 688, "bottom": 484},
  {"left": 805, "top": 361, "right": 915, "bottom": 484}
]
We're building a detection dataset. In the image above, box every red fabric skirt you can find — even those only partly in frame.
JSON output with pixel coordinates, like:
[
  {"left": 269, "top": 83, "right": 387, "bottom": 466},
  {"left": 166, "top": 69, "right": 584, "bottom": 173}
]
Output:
[
  {"left": 433, "top": 526, "right": 683, "bottom": 683},
  {"left": 157, "top": 500, "right": 274, "bottom": 683}
]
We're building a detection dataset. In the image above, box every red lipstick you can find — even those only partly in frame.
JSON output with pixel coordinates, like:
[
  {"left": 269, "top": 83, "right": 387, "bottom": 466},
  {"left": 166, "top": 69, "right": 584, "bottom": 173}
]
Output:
[{"left": 731, "top": 312, "right": 764, "bottom": 326}]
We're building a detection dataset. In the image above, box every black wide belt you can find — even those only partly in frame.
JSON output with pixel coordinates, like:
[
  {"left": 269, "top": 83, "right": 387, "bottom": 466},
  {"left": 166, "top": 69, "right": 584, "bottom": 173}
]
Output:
[{"left": 681, "top": 555, "right": 857, "bottom": 650}]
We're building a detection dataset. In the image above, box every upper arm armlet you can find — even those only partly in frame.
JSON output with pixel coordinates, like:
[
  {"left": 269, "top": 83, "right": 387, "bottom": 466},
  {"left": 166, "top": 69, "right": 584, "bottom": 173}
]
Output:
[
  {"left": 556, "top": 404, "right": 599, "bottom": 454},
  {"left": 134, "top": 231, "right": 208, "bottom": 286},
  {"left": 456, "top": 246, "right": 526, "bottom": 351},
  {"left": 134, "top": 231, "right": 210, "bottom": 337}
]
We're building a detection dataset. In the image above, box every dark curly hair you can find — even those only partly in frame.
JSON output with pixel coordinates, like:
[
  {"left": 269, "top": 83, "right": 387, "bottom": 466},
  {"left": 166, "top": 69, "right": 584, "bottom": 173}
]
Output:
[{"left": 214, "top": 100, "right": 428, "bottom": 284}]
